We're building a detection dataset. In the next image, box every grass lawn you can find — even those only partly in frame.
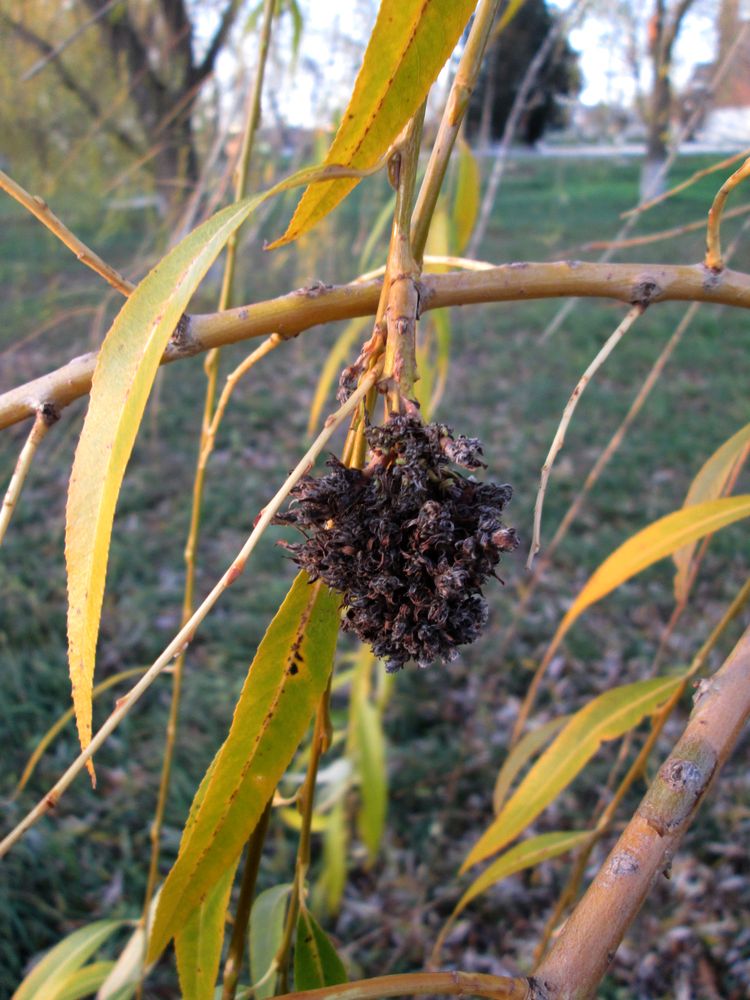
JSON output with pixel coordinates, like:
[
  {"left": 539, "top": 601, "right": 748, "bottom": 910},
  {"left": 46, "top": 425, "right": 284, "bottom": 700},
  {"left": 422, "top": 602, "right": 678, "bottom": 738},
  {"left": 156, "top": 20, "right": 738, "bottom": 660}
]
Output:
[{"left": 0, "top": 152, "right": 748, "bottom": 997}]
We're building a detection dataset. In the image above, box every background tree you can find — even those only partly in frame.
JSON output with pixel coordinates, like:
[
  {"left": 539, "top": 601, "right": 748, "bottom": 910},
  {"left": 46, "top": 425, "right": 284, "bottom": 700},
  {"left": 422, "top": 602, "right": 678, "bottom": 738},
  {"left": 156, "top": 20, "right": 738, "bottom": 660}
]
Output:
[
  {"left": 465, "top": 0, "right": 581, "bottom": 148},
  {"left": 0, "top": 0, "right": 245, "bottom": 208}
]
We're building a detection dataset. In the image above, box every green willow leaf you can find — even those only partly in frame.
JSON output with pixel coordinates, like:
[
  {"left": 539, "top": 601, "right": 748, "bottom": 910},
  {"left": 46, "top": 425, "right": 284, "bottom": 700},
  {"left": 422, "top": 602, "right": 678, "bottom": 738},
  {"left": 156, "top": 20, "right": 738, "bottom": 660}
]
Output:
[
  {"left": 268, "top": 0, "right": 476, "bottom": 248},
  {"left": 493, "top": 715, "right": 570, "bottom": 815},
  {"left": 148, "top": 572, "right": 340, "bottom": 962},
  {"left": 249, "top": 884, "right": 292, "bottom": 1000},
  {"left": 12, "top": 921, "right": 123, "bottom": 1000},
  {"left": 456, "top": 830, "right": 590, "bottom": 915},
  {"left": 53, "top": 962, "right": 116, "bottom": 1000},
  {"left": 355, "top": 696, "right": 386, "bottom": 863},
  {"left": 674, "top": 423, "right": 750, "bottom": 600},
  {"left": 315, "top": 800, "right": 348, "bottom": 917},
  {"left": 294, "top": 908, "right": 347, "bottom": 991},
  {"left": 462, "top": 675, "right": 683, "bottom": 871}
]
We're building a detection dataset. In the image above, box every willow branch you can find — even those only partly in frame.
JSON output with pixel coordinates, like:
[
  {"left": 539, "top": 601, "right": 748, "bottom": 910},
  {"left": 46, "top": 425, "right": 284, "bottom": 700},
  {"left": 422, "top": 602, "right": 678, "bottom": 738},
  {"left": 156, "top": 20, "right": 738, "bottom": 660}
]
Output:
[
  {"left": 535, "top": 624, "right": 750, "bottom": 999},
  {"left": 410, "top": 0, "right": 502, "bottom": 262},
  {"left": 274, "top": 971, "right": 531, "bottom": 1000},
  {"left": 0, "top": 368, "right": 379, "bottom": 859},
  {"left": 4, "top": 259, "right": 750, "bottom": 431},
  {"left": 0, "top": 170, "right": 134, "bottom": 295}
]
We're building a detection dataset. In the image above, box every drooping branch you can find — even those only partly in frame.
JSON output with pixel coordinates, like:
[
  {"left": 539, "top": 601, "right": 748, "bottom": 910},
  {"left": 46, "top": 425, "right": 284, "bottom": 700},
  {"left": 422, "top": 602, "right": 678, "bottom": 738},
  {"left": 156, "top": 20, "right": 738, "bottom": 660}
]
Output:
[
  {"left": 2, "top": 260, "right": 750, "bottom": 431},
  {"left": 535, "top": 624, "right": 750, "bottom": 999}
]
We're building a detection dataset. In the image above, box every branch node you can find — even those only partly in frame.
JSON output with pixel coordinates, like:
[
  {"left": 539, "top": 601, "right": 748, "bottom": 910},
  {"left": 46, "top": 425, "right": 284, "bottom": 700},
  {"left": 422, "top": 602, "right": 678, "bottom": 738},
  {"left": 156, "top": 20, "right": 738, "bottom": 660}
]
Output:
[{"left": 630, "top": 278, "right": 661, "bottom": 307}]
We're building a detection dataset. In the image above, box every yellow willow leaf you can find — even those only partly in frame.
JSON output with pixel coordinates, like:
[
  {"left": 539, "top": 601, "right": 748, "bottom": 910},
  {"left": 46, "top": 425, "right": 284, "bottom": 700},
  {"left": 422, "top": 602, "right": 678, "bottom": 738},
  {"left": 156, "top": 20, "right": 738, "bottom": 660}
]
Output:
[
  {"left": 452, "top": 138, "right": 480, "bottom": 253},
  {"left": 355, "top": 696, "right": 387, "bottom": 863},
  {"left": 541, "top": 496, "right": 750, "bottom": 667},
  {"left": 456, "top": 830, "right": 590, "bottom": 916},
  {"left": 462, "top": 675, "right": 682, "bottom": 871},
  {"left": 268, "top": 0, "right": 477, "bottom": 249},
  {"left": 148, "top": 573, "right": 340, "bottom": 962},
  {"left": 492, "top": 715, "right": 569, "bottom": 815},
  {"left": 12, "top": 921, "right": 124, "bottom": 1000},
  {"left": 64, "top": 162, "right": 367, "bottom": 772},
  {"left": 674, "top": 423, "right": 750, "bottom": 601}
]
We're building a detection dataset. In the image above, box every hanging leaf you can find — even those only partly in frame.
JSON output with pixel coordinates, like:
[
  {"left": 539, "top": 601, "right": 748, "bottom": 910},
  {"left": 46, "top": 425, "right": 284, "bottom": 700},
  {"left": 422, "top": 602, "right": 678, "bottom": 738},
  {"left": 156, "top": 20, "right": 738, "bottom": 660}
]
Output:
[
  {"left": 97, "top": 891, "right": 159, "bottom": 999},
  {"left": 268, "top": 0, "right": 477, "bottom": 249},
  {"left": 50, "top": 962, "right": 116, "bottom": 1000},
  {"left": 354, "top": 696, "right": 387, "bottom": 863},
  {"left": 315, "top": 800, "right": 348, "bottom": 917},
  {"left": 462, "top": 675, "right": 682, "bottom": 871},
  {"left": 64, "top": 161, "right": 367, "bottom": 772},
  {"left": 452, "top": 139, "right": 480, "bottom": 253},
  {"left": 674, "top": 423, "right": 750, "bottom": 601},
  {"left": 456, "top": 830, "right": 590, "bottom": 916},
  {"left": 542, "top": 496, "right": 750, "bottom": 669},
  {"left": 13, "top": 921, "right": 124, "bottom": 1000},
  {"left": 249, "top": 884, "right": 293, "bottom": 1000},
  {"left": 294, "top": 907, "right": 347, "bottom": 990},
  {"left": 493, "top": 715, "right": 570, "bottom": 814},
  {"left": 148, "top": 572, "right": 340, "bottom": 962}
]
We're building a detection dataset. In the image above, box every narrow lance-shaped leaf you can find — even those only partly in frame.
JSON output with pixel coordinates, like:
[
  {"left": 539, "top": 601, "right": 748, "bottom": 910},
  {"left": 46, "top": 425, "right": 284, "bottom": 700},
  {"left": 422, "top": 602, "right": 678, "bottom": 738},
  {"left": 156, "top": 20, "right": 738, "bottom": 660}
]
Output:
[
  {"left": 65, "top": 160, "right": 369, "bottom": 771},
  {"left": 12, "top": 921, "right": 124, "bottom": 1000},
  {"left": 493, "top": 715, "right": 570, "bottom": 815},
  {"left": 249, "top": 884, "right": 293, "bottom": 1000},
  {"left": 541, "top": 496, "right": 750, "bottom": 670},
  {"left": 455, "top": 830, "right": 590, "bottom": 916},
  {"left": 355, "top": 696, "right": 387, "bottom": 863},
  {"left": 452, "top": 138, "right": 480, "bottom": 254},
  {"left": 148, "top": 572, "right": 340, "bottom": 962},
  {"left": 294, "top": 907, "right": 347, "bottom": 990},
  {"left": 462, "top": 675, "right": 683, "bottom": 871},
  {"left": 268, "top": 0, "right": 477, "bottom": 249},
  {"left": 673, "top": 423, "right": 750, "bottom": 600},
  {"left": 51, "top": 962, "right": 117, "bottom": 1000}
]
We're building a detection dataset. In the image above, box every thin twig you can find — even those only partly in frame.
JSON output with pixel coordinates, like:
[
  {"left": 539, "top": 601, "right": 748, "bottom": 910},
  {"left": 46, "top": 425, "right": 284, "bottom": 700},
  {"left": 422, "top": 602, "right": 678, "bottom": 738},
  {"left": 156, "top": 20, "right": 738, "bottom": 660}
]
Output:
[
  {"left": 584, "top": 202, "right": 750, "bottom": 251},
  {"left": 0, "top": 408, "right": 57, "bottom": 547},
  {"left": 535, "top": 624, "right": 750, "bottom": 997},
  {"left": 621, "top": 146, "right": 750, "bottom": 220},
  {"left": 0, "top": 170, "right": 134, "bottom": 295},
  {"left": 221, "top": 798, "right": 274, "bottom": 1000},
  {"left": 274, "top": 970, "right": 531, "bottom": 1000},
  {"left": 5, "top": 259, "right": 750, "bottom": 431},
  {"left": 20, "top": 0, "right": 123, "bottom": 81},
  {"left": 500, "top": 301, "right": 697, "bottom": 659},
  {"left": 705, "top": 156, "right": 750, "bottom": 271},
  {"left": 528, "top": 304, "right": 644, "bottom": 567},
  {"left": 410, "top": 0, "right": 503, "bottom": 262},
  {"left": 0, "top": 368, "right": 380, "bottom": 859}
]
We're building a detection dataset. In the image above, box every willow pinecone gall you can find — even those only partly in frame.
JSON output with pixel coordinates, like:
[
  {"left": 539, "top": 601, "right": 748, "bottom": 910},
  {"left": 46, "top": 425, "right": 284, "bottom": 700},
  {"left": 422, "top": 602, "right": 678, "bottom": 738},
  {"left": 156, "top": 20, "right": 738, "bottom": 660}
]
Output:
[{"left": 274, "top": 416, "right": 517, "bottom": 671}]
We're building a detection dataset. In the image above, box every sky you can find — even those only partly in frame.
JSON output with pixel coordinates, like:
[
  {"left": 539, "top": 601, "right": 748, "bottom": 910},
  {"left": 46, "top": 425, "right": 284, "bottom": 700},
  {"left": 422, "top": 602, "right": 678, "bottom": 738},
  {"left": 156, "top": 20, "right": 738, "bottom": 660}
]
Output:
[{"left": 211, "top": 2, "right": 723, "bottom": 129}]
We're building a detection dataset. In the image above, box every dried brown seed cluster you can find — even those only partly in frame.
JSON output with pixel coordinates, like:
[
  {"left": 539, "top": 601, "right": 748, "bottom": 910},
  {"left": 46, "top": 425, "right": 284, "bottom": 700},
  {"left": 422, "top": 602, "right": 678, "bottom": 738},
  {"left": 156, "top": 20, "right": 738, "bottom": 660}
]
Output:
[{"left": 274, "top": 416, "right": 517, "bottom": 672}]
